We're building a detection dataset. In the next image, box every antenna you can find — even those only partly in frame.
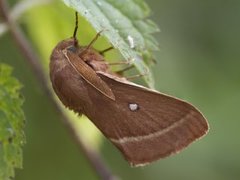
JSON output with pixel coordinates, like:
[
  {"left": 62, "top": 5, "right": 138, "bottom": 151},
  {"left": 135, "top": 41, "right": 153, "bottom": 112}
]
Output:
[{"left": 73, "top": 11, "right": 78, "bottom": 46}]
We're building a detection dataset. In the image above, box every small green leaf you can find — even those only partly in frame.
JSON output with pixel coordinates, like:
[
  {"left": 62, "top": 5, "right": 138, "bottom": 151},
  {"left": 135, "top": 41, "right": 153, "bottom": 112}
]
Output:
[
  {"left": 0, "top": 63, "right": 25, "bottom": 180},
  {"left": 63, "top": 0, "right": 159, "bottom": 88}
]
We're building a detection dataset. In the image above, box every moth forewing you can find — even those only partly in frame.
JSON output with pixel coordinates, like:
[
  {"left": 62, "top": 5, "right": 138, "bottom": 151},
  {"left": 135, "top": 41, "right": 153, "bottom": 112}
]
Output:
[
  {"left": 84, "top": 72, "right": 209, "bottom": 166},
  {"left": 63, "top": 49, "right": 115, "bottom": 100}
]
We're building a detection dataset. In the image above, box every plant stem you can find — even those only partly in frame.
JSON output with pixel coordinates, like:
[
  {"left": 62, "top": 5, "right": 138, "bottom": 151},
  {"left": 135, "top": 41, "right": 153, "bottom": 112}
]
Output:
[
  {"left": 0, "top": 0, "right": 117, "bottom": 179},
  {"left": 0, "top": 0, "right": 52, "bottom": 36}
]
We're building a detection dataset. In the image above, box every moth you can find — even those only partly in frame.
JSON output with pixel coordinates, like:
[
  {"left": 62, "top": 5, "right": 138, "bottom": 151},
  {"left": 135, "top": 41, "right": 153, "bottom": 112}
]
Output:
[{"left": 50, "top": 13, "right": 209, "bottom": 167}]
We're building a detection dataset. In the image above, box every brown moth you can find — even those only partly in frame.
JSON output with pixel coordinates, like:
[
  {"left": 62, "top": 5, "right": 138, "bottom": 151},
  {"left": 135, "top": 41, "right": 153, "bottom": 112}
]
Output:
[{"left": 50, "top": 14, "right": 209, "bottom": 167}]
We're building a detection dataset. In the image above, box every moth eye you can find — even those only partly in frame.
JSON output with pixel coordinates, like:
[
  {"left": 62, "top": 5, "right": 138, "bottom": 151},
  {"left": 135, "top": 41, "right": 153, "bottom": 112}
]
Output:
[
  {"left": 67, "top": 46, "right": 77, "bottom": 53},
  {"left": 128, "top": 103, "right": 139, "bottom": 111}
]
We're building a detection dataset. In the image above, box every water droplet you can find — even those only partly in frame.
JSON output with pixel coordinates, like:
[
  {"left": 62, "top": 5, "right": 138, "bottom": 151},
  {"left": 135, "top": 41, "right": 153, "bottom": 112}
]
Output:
[
  {"left": 84, "top": 9, "right": 89, "bottom": 15},
  {"left": 97, "top": 1, "right": 102, "bottom": 6},
  {"left": 129, "top": 103, "right": 139, "bottom": 111},
  {"left": 127, "top": 35, "right": 135, "bottom": 48}
]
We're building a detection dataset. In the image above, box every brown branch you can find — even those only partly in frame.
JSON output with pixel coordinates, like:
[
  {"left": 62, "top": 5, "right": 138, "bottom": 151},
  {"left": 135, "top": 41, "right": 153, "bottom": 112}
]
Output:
[
  {"left": 0, "top": 0, "right": 118, "bottom": 179},
  {"left": 0, "top": 0, "right": 52, "bottom": 36}
]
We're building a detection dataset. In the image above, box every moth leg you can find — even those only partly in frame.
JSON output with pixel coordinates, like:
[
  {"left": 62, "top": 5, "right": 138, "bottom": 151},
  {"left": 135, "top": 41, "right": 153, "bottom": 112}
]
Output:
[
  {"left": 107, "top": 58, "right": 134, "bottom": 66},
  {"left": 99, "top": 46, "right": 114, "bottom": 55},
  {"left": 85, "top": 30, "right": 103, "bottom": 50},
  {"left": 107, "top": 59, "right": 135, "bottom": 75},
  {"left": 80, "top": 30, "right": 103, "bottom": 55},
  {"left": 115, "top": 65, "right": 134, "bottom": 75},
  {"left": 125, "top": 68, "right": 149, "bottom": 80}
]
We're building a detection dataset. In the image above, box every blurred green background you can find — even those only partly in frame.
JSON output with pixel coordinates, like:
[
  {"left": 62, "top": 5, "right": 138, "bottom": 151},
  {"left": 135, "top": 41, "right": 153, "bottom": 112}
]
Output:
[{"left": 0, "top": 0, "right": 240, "bottom": 179}]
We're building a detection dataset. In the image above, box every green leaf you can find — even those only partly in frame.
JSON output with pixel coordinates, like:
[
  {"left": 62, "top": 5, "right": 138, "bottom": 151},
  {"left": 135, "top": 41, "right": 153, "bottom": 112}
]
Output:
[
  {"left": 0, "top": 63, "right": 25, "bottom": 180},
  {"left": 63, "top": 0, "right": 160, "bottom": 88}
]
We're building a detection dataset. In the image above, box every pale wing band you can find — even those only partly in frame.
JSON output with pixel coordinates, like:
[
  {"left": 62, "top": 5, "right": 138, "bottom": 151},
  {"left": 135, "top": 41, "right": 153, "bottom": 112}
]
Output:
[{"left": 110, "top": 110, "right": 196, "bottom": 144}]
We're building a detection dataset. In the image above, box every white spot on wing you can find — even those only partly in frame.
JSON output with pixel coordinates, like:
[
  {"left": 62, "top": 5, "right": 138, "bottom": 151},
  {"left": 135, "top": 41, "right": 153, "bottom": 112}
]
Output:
[{"left": 129, "top": 103, "right": 138, "bottom": 111}]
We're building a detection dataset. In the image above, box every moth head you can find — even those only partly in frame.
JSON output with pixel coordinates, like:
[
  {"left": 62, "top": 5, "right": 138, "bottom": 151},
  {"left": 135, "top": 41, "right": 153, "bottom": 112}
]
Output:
[
  {"left": 55, "top": 38, "right": 76, "bottom": 51},
  {"left": 50, "top": 38, "right": 76, "bottom": 65}
]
